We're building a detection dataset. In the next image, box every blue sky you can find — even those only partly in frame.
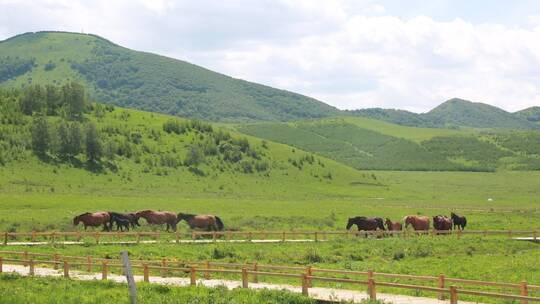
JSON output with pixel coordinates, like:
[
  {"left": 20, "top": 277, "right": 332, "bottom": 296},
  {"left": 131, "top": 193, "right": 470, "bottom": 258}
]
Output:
[{"left": 1, "top": 0, "right": 540, "bottom": 112}]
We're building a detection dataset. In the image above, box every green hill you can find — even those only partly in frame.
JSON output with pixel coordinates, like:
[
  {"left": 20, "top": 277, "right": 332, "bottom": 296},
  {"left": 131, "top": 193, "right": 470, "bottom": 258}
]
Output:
[
  {"left": 237, "top": 117, "right": 540, "bottom": 171},
  {"left": 348, "top": 98, "right": 540, "bottom": 130},
  {"left": 0, "top": 31, "right": 339, "bottom": 122},
  {"left": 0, "top": 83, "right": 375, "bottom": 200},
  {"left": 515, "top": 106, "right": 540, "bottom": 123}
]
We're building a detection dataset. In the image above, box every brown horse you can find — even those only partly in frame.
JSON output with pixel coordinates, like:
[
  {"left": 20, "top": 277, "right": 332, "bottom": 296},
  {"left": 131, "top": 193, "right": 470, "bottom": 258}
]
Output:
[
  {"left": 135, "top": 210, "right": 178, "bottom": 232},
  {"left": 346, "top": 217, "right": 385, "bottom": 237},
  {"left": 433, "top": 215, "right": 452, "bottom": 233},
  {"left": 385, "top": 218, "right": 402, "bottom": 235},
  {"left": 73, "top": 212, "right": 110, "bottom": 231},
  {"left": 176, "top": 213, "right": 224, "bottom": 231},
  {"left": 403, "top": 215, "right": 430, "bottom": 231}
]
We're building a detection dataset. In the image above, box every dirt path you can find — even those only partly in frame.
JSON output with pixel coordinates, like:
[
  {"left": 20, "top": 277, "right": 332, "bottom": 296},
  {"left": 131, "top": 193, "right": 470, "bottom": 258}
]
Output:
[{"left": 2, "top": 264, "right": 472, "bottom": 304}]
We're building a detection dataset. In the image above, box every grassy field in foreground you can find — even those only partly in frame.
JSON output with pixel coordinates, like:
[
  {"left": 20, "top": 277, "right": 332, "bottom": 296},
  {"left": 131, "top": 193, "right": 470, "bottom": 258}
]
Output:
[
  {"left": 2, "top": 237, "right": 539, "bottom": 303},
  {"left": 0, "top": 273, "right": 317, "bottom": 304}
]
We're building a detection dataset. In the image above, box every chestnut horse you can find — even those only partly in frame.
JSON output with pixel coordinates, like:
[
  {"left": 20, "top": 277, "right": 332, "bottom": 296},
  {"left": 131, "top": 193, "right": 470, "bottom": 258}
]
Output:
[
  {"left": 403, "top": 215, "right": 430, "bottom": 231},
  {"left": 73, "top": 212, "right": 110, "bottom": 231},
  {"left": 136, "top": 210, "right": 178, "bottom": 232},
  {"left": 433, "top": 215, "right": 452, "bottom": 233},
  {"left": 385, "top": 218, "right": 402, "bottom": 235},
  {"left": 176, "top": 213, "right": 224, "bottom": 231}
]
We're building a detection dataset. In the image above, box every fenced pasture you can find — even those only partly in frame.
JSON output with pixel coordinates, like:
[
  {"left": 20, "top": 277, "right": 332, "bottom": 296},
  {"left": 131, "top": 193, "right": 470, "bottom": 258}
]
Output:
[{"left": 1, "top": 250, "right": 539, "bottom": 303}]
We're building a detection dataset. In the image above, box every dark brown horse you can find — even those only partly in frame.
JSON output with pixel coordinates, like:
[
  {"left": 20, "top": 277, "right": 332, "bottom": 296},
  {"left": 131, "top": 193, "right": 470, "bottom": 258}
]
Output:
[
  {"left": 176, "top": 213, "right": 224, "bottom": 231},
  {"left": 433, "top": 215, "right": 452, "bottom": 233},
  {"left": 451, "top": 212, "right": 467, "bottom": 230},
  {"left": 73, "top": 212, "right": 110, "bottom": 231},
  {"left": 346, "top": 217, "right": 385, "bottom": 237},
  {"left": 135, "top": 210, "right": 178, "bottom": 232},
  {"left": 403, "top": 215, "right": 430, "bottom": 231},
  {"left": 385, "top": 218, "right": 402, "bottom": 234}
]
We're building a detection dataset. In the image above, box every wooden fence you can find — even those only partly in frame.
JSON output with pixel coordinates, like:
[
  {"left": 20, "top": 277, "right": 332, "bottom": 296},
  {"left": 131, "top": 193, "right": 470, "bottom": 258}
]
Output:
[
  {"left": 0, "top": 250, "right": 539, "bottom": 303},
  {"left": 0, "top": 229, "right": 537, "bottom": 245}
]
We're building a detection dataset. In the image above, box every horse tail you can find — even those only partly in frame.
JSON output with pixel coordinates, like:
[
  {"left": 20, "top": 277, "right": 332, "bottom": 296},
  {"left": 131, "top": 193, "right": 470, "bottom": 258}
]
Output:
[
  {"left": 463, "top": 217, "right": 467, "bottom": 228},
  {"left": 215, "top": 216, "right": 224, "bottom": 231}
]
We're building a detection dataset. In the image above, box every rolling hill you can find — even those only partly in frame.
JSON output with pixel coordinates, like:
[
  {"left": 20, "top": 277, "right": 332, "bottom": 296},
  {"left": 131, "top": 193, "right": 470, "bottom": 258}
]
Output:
[
  {"left": 0, "top": 83, "right": 378, "bottom": 200},
  {"left": 0, "top": 31, "right": 339, "bottom": 122},
  {"left": 348, "top": 98, "right": 540, "bottom": 130},
  {"left": 515, "top": 106, "right": 540, "bottom": 123},
  {"left": 237, "top": 117, "right": 540, "bottom": 171}
]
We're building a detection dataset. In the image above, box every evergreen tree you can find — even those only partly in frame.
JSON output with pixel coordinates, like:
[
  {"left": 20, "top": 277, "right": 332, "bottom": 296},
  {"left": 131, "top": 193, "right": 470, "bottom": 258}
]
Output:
[
  {"left": 68, "top": 122, "right": 83, "bottom": 156},
  {"left": 85, "top": 122, "right": 102, "bottom": 162},
  {"left": 31, "top": 116, "right": 50, "bottom": 156},
  {"left": 20, "top": 85, "right": 45, "bottom": 115},
  {"left": 62, "top": 82, "right": 86, "bottom": 120},
  {"left": 45, "top": 85, "right": 61, "bottom": 115}
]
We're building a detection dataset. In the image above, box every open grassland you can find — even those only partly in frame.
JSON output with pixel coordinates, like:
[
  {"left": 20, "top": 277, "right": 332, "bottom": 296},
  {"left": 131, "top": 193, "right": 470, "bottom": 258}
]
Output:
[
  {"left": 0, "top": 169, "right": 539, "bottom": 232},
  {"left": 0, "top": 273, "right": 316, "bottom": 304}
]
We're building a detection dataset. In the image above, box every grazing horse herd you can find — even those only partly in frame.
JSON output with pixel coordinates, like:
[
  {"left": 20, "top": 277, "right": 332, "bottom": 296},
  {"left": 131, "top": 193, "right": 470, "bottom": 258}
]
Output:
[
  {"left": 73, "top": 211, "right": 224, "bottom": 232},
  {"left": 347, "top": 213, "right": 467, "bottom": 235},
  {"left": 73, "top": 210, "right": 467, "bottom": 236}
]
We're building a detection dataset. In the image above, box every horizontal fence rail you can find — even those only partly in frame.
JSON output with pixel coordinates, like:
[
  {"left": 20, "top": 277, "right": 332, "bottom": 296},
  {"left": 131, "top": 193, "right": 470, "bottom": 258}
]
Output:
[
  {"left": 0, "top": 229, "right": 537, "bottom": 245},
  {"left": 0, "top": 250, "right": 539, "bottom": 303}
]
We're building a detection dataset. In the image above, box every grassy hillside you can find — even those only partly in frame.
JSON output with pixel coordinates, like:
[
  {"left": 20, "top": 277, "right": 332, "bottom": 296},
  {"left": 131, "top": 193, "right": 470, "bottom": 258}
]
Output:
[
  {"left": 0, "top": 84, "right": 377, "bottom": 203},
  {"left": 0, "top": 31, "right": 339, "bottom": 122},
  {"left": 348, "top": 98, "right": 540, "bottom": 130},
  {"left": 237, "top": 117, "right": 540, "bottom": 171},
  {"left": 515, "top": 106, "right": 540, "bottom": 123}
]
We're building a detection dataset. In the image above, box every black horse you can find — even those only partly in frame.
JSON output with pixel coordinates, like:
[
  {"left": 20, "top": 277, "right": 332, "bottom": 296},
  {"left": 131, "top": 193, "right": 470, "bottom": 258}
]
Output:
[
  {"left": 450, "top": 212, "right": 467, "bottom": 230},
  {"left": 346, "top": 217, "right": 385, "bottom": 237},
  {"left": 108, "top": 212, "right": 140, "bottom": 231}
]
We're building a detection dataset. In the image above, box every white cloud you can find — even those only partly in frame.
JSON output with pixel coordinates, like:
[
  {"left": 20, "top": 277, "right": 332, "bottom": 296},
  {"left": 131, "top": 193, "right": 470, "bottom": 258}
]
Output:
[{"left": 1, "top": 1, "right": 540, "bottom": 112}]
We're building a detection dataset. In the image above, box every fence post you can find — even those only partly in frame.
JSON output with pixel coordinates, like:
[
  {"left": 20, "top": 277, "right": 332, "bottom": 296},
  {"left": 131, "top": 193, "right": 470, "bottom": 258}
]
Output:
[
  {"left": 143, "top": 264, "right": 149, "bottom": 282},
  {"left": 86, "top": 256, "right": 92, "bottom": 272},
  {"left": 102, "top": 261, "right": 108, "bottom": 280},
  {"left": 77, "top": 232, "right": 82, "bottom": 242},
  {"left": 175, "top": 231, "right": 180, "bottom": 244},
  {"left": 161, "top": 259, "right": 167, "bottom": 278},
  {"left": 204, "top": 261, "right": 210, "bottom": 279},
  {"left": 314, "top": 232, "right": 318, "bottom": 242},
  {"left": 95, "top": 232, "right": 100, "bottom": 244},
  {"left": 3, "top": 232, "right": 7, "bottom": 245},
  {"left": 521, "top": 281, "right": 528, "bottom": 304},
  {"left": 509, "top": 230, "right": 513, "bottom": 238},
  {"left": 368, "top": 277, "right": 376, "bottom": 300},
  {"left": 302, "top": 274, "right": 309, "bottom": 296},
  {"left": 63, "top": 261, "right": 69, "bottom": 278},
  {"left": 252, "top": 263, "right": 258, "bottom": 283},
  {"left": 450, "top": 286, "right": 458, "bottom": 304},
  {"left": 0, "top": 257, "right": 3, "bottom": 273},
  {"left": 29, "top": 259, "right": 34, "bottom": 276},
  {"left": 533, "top": 230, "right": 537, "bottom": 240},
  {"left": 306, "top": 266, "right": 313, "bottom": 287},
  {"left": 31, "top": 231, "right": 36, "bottom": 242},
  {"left": 53, "top": 253, "right": 59, "bottom": 270},
  {"left": 192, "top": 231, "right": 196, "bottom": 240},
  {"left": 190, "top": 267, "right": 196, "bottom": 286},
  {"left": 367, "top": 269, "right": 376, "bottom": 300},
  {"left": 242, "top": 268, "right": 248, "bottom": 288},
  {"left": 282, "top": 232, "right": 286, "bottom": 242},
  {"left": 23, "top": 251, "right": 28, "bottom": 266},
  {"left": 438, "top": 274, "right": 445, "bottom": 300}
]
